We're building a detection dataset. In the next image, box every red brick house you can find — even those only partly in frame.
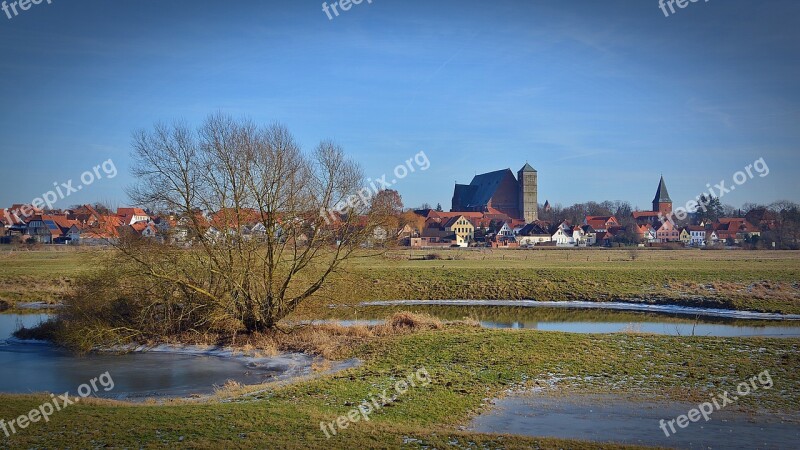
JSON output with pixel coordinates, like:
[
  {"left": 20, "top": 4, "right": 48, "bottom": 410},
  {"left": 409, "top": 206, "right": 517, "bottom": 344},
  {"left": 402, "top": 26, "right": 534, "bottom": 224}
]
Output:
[{"left": 584, "top": 215, "right": 619, "bottom": 232}]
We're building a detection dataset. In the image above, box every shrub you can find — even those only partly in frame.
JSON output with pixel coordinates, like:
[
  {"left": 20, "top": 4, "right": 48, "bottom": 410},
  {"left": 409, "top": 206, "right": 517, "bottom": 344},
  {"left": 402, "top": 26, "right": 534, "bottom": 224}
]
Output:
[{"left": 13, "top": 318, "right": 62, "bottom": 341}]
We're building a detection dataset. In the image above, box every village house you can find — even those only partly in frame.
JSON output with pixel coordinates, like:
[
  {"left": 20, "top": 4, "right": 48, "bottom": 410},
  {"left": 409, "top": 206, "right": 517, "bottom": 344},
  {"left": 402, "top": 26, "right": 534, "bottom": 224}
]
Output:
[
  {"left": 117, "top": 207, "right": 150, "bottom": 226},
  {"left": 654, "top": 219, "right": 680, "bottom": 243},
  {"left": 444, "top": 215, "right": 475, "bottom": 247},
  {"left": 488, "top": 221, "right": 519, "bottom": 248},
  {"left": 67, "top": 215, "right": 123, "bottom": 246},
  {"left": 130, "top": 221, "right": 159, "bottom": 239},
  {"left": 516, "top": 221, "right": 552, "bottom": 247},
  {"left": 551, "top": 221, "right": 577, "bottom": 247},
  {"left": 684, "top": 225, "right": 707, "bottom": 247},
  {"left": 713, "top": 219, "right": 760, "bottom": 244},
  {"left": 636, "top": 223, "right": 657, "bottom": 243},
  {"left": 584, "top": 216, "right": 618, "bottom": 233},
  {"left": 67, "top": 204, "right": 103, "bottom": 227},
  {"left": 679, "top": 228, "right": 691, "bottom": 246},
  {"left": 24, "top": 215, "right": 78, "bottom": 244},
  {"left": 580, "top": 225, "right": 597, "bottom": 246}
]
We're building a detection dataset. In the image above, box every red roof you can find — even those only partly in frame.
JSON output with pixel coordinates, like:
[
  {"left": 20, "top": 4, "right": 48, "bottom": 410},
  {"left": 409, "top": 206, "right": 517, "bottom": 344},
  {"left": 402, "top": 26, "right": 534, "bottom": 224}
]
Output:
[
  {"left": 586, "top": 215, "right": 618, "bottom": 230},
  {"left": 117, "top": 207, "right": 148, "bottom": 216},
  {"left": 632, "top": 211, "right": 662, "bottom": 219},
  {"left": 33, "top": 215, "right": 78, "bottom": 238}
]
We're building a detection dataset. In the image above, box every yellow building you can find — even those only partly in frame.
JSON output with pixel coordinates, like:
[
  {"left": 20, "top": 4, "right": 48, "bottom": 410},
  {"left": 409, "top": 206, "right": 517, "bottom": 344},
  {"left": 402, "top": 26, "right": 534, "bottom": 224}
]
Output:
[
  {"left": 444, "top": 215, "right": 475, "bottom": 247},
  {"left": 679, "top": 227, "right": 691, "bottom": 245}
]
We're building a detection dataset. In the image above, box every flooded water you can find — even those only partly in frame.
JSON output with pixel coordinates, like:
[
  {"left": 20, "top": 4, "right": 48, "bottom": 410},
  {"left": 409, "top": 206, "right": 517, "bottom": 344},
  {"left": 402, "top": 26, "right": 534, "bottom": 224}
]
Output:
[
  {"left": 0, "top": 314, "right": 349, "bottom": 399},
  {"left": 471, "top": 393, "right": 799, "bottom": 449},
  {"left": 339, "top": 302, "right": 800, "bottom": 337}
]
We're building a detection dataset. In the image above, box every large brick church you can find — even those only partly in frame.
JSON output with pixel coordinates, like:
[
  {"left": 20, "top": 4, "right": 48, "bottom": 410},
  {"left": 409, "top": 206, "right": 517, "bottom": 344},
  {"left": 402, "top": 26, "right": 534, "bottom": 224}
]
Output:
[{"left": 451, "top": 163, "right": 539, "bottom": 223}]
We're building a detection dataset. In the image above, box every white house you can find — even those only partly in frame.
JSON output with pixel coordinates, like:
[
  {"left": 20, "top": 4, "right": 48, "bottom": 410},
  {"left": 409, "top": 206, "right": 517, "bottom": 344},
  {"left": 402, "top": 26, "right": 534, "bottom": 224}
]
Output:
[
  {"left": 552, "top": 227, "right": 575, "bottom": 247},
  {"left": 496, "top": 222, "right": 514, "bottom": 238},
  {"left": 580, "top": 225, "right": 596, "bottom": 246},
  {"left": 686, "top": 226, "right": 707, "bottom": 247},
  {"left": 117, "top": 208, "right": 150, "bottom": 226},
  {"left": 572, "top": 226, "right": 588, "bottom": 247},
  {"left": 516, "top": 222, "right": 552, "bottom": 247}
]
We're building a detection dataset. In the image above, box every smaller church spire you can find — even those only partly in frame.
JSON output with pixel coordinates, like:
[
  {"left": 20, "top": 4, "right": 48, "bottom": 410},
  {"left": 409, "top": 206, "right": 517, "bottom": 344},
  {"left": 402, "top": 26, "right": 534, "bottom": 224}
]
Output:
[{"left": 653, "top": 176, "right": 672, "bottom": 204}]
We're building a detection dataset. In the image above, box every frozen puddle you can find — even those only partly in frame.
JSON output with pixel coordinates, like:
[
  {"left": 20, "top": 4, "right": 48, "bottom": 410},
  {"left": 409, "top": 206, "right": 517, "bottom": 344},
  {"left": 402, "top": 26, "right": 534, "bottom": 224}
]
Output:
[
  {"left": 470, "top": 393, "right": 799, "bottom": 449},
  {"left": 360, "top": 300, "right": 800, "bottom": 321},
  {"left": 0, "top": 314, "right": 358, "bottom": 400}
]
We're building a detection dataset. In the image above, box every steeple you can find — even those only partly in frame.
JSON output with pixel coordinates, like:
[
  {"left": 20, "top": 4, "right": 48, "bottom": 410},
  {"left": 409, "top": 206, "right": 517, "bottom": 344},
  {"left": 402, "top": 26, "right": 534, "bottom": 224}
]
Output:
[
  {"left": 652, "top": 176, "right": 672, "bottom": 214},
  {"left": 653, "top": 176, "right": 671, "bottom": 204},
  {"left": 519, "top": 162, "right": 537, "bottom": 173}
]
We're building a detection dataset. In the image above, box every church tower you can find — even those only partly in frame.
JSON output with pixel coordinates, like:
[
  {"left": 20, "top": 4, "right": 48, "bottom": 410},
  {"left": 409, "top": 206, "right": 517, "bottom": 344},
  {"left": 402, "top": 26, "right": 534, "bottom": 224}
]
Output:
[
  {"left": 652, "top": 176, "right": 672, "bottom": 215},
  {"left": 518, "top": 163, "right": 538, "bottom": 223}
]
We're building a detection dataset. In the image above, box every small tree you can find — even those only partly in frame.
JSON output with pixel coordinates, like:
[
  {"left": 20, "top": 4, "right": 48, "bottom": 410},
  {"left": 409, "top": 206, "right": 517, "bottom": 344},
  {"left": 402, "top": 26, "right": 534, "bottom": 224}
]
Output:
[
  {"left": 371, "top": 189, "right": 403, "bottom": 230},
  {"left": 696, "top": 195, "right": 723, "bottom": 223},
  {"left": 125, "top": 114, "right": 384, "bottom": 332}
]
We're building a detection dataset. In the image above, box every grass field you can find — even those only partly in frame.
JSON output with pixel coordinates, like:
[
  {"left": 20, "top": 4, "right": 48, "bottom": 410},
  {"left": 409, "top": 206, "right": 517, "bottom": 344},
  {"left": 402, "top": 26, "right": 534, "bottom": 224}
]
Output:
[
  {"left": 0, "top": 249, "right": 97, "bottom": 306},
  {"left": 0, "top": 328, "right": 796, "bottom": 448},
  {"left": 2, "top": 247, "right": 799, "bottom": 314},
  {"left": 1, "top": 247, "right": 799, "bottom": 448},
  {"left": 311, "top": 248, "right": 800, "bottom": 315}
]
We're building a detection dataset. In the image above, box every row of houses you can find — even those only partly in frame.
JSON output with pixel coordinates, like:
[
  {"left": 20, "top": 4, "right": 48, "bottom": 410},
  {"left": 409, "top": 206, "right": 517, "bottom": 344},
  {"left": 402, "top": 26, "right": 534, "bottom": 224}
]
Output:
[
  {"left": 1, "top": 204, "right": 159, "bottom": 245},
  {"left": 403, "top": 176, "right": 769, "bottom": 248},
  {"left": 405, "top": 207, "right": 763, "bottom": 248},
  {"left": 1, "top": 204, "right": 393, "bottom": 247}
]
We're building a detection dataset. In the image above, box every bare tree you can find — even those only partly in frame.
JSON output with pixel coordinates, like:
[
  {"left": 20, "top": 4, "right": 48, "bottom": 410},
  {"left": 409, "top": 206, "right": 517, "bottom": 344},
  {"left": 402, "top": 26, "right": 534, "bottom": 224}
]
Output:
[{"left": 125, "top": 114, "right": 382, "bottom": 332}]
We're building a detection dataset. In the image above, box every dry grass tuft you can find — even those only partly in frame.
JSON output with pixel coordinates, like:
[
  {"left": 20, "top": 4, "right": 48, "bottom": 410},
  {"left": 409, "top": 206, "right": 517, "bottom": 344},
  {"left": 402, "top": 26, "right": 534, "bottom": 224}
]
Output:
[
  {"left": 311, "top": 359, "right": 334, "bottom": 373},
  {"left": 379, "top": 311, "right": 443, "bottom": 333},
  {"left": 214, "top": 379, "right": 244, "bottom": 396},
  {"left": 452, "top": 317, "right": 481, "bottom": 328}
]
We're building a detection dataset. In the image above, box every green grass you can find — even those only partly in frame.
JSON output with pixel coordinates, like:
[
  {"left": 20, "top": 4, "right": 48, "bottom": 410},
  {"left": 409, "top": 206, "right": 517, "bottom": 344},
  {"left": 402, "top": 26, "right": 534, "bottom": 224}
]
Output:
[
  {"left": 0, "top": 250, "right": 98, "bottom": 305},
  {"left": 304, "top": 249, "right": 800, "bottom": 315},
  {"left": 0, "top": 328, "right": 796, "bottom": 448},
  {"left": 2, "top": 248, "right": 799, "bottom": 314}
]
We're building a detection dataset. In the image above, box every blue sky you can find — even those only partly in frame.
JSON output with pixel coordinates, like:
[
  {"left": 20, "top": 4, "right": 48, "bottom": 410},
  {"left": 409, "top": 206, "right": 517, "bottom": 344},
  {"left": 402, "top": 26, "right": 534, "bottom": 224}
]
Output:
[{"left": 1, "top": 0, "right": 798, "bottom": 212}]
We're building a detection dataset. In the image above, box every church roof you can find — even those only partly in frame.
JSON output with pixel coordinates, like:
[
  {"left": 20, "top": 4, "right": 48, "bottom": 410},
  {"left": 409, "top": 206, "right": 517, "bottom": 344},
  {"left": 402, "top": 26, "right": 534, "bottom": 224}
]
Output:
[
  {"left": 653, "top": 176, "right": 671, "bottom": 204},
  {"left": 465, "top": 169, "right": 515, "bottom": 208},
  {"left": 519, "top": 163, "right": 537, "bottom": 173}
]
